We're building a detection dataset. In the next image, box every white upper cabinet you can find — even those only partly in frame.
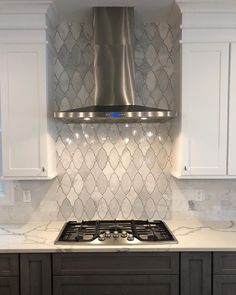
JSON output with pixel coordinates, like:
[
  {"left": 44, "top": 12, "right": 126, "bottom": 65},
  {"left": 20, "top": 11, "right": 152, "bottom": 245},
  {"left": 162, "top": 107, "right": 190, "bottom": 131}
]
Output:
[
  {"left": 0, "top": 1, "right": 57, "bottom": 179},
  {"left": 173, "top": 0, "right": 236, "bottom": 179},
  {"left": 228, "top": 43, "right": 236, "bottom": 176},
  {"left": 180, "top": 43, "right": 229, "bottom": 176}
]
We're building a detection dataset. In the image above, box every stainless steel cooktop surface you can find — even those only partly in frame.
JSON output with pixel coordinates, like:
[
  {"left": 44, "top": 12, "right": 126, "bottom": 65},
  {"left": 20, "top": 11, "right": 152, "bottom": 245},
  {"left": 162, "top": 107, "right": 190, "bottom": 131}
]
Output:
[{"left": 55, "top": 220, "right": 178, "bottom": 245}]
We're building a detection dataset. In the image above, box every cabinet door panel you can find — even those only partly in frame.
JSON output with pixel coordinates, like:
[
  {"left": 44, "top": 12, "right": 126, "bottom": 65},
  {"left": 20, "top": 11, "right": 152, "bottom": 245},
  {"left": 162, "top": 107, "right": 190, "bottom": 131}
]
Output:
[
  {"left": 20, "top": 254, "right": 51, "bottom": 295},
  {"left": 53, "top": 275, "right": 179, "bottom": 295},
  {"left": 228, "top": 43, "right": 236, "bottom": 175},
  {"left": 0, "top": 44, "right": 46, "bottom": 177},
  {"left": 0, "top": 277, "right": 19, "bottom": 295},
  {"left": 0, "top": 254, "right": 19, "bottom": 276},
  {"left": 214, "top": 252, "right": 236, "bottom": 275},
  {"left": 181, "top": 43, "right": 229, "bottom": 176},
  {"left": 181, "top": 252, "right": 212, "bottom": 295},
  {"left": 214, "top": 275, "right": 236, "bottom": 295}
]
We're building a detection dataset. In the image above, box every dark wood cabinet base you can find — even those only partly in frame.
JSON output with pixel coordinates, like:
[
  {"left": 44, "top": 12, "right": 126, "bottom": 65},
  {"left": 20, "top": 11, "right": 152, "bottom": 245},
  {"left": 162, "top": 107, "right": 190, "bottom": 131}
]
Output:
[
  {"left": 54, "top": 275, "right": 179, "bottom": 295},
  {"left": 0, "top": 277, "right": 19, "bottom": 295},
  {"left": 20, "top": 254, "right": 51, "bottom": 295},
  {"left": 181, "top": 252, "right": 212, "bottom": 295},
  {"left": 214, "top": 275, "right": 236, "bottom": 295},
  {"left": 53, "top": 252, "right": 179, "bottom": 275},
  {"left": 1, "top": 251, "right": 236, "bottom": 295}
]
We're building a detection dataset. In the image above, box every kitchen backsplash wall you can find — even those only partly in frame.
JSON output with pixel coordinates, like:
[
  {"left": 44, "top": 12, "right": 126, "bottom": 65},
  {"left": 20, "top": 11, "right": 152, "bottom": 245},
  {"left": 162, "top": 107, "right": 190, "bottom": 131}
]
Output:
[
  {"left": 0, "top": 19, "right": 236, "bottom": 223},
  {"left": 53, "top": 20, "right": 174, "bottom": 221}
]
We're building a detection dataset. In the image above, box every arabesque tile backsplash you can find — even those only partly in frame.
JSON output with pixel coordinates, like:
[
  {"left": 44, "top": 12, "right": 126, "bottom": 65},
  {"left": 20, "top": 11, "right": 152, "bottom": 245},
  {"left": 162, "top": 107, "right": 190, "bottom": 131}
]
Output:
[
  {"left": 0, "top": 19, "right": 236, "bottom": 223},
  {"left": 53, "top": 20, "right": 174, "bottom": 221}
]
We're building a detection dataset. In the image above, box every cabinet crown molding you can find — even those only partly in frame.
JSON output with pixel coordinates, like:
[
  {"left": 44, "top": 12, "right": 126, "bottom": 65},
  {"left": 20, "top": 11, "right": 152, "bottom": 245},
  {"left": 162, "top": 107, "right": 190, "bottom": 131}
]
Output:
[
  {"left": 176, "top": 0, "right": 236, "bottom": 42},
  {"left": 0, "top": 1, "right": 52, "bottom": 14},
  {"left": 176, "top": 1, "right": 236, "bottom": 13},
  {"left": 0, "top": 1, "right": 57, "bottom": 43}
]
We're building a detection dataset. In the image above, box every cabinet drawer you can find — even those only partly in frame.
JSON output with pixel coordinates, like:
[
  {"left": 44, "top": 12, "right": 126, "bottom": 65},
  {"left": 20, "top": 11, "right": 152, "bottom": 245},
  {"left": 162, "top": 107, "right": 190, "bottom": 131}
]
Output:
[
  {"left": 53, "top": 253, "right": 179, "bottom": 275},
  {"left": 214, "top": 275, "right": 236, "bottom": 295},
  {"left": 214, "top": 253, "right": 236, "bottom": 274},
  {"left": 0, "top": 277, "right": 19, "bottom": 295},
  {"left": 0, "top": 254, "right": 19, "bottom": 276},
  {"left": 53, "top": 275, "right": 179, "bottom": 295}
]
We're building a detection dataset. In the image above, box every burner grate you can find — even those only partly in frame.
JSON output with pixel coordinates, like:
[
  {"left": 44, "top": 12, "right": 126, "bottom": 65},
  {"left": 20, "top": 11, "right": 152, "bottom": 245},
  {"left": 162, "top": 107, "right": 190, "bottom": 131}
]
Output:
[{"left": 56, "top": 220, "right": 176, "bottom": 243}]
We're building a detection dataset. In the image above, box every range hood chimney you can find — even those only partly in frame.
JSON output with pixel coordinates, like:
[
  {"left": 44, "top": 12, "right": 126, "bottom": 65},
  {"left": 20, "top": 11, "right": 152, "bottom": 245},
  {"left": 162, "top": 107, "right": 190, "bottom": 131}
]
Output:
[{"left": 54, "top": 7, "right": 177, "bottom": 123}]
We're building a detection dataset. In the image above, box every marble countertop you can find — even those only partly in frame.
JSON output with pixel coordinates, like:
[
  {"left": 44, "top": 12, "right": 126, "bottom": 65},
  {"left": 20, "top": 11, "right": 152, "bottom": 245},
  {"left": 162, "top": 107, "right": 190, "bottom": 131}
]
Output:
[{"left": 0, "top": 220, "right": 236, "bottom": 253}]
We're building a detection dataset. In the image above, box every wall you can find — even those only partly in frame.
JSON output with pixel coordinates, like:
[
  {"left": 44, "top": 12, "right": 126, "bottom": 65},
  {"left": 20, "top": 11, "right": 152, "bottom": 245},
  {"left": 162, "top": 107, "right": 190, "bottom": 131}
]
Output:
[{"left": 0, "top": 18, "right": 235, "bottom": 223}]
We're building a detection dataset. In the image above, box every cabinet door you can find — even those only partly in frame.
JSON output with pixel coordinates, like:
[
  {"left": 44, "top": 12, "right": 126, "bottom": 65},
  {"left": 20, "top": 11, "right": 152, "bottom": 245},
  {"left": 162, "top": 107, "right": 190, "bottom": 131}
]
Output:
[
  {"left": 214, "top": 275, "right": 236, "bottom": 295},
  {"left": 20, "top": 254, "right": 51, "bottom": 295},
  {"left": 53, "top": 275, "right": 179, "bottom": 295},
  {"left": 0, "top": 277, "right": 19, "bottom": 295},
  {"left": 214, "top": 252, "right": 236, "bottom": 275},
  {"left": 0, "top": 254, "right": 19, "bottom": 277},
  {"left": 228, "top": 43, "right": 236, "bottom": 176},
  {"left": 0, "top": 43, "right": 47, "bottom": 178},
  {"left": 181, "top": 252, "right": 212, "bottom": 295},
  {"left": 181, "top": 43, "right": 229, "bottom": 176},
  {"left": 213, "top": 253, "right": 236, "bottom": 294}
]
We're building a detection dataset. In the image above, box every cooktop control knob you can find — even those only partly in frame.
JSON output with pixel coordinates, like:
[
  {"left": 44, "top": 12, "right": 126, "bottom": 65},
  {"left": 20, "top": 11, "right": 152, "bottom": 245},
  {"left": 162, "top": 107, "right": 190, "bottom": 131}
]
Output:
[
  {"left": 113, "top": 230, "right": 119, "bottom": 238},
  {"left": 98, "top": 234, "right": 105, "bottom": 241},
  {"left": 121, "top": 231, "right": 127, "bottom": 238},
  {"left": 127, "top": 234, "right": 134, "bottom": 241},
  {"left": 105, "top": 230, "right": 111, "bottom": 238}
]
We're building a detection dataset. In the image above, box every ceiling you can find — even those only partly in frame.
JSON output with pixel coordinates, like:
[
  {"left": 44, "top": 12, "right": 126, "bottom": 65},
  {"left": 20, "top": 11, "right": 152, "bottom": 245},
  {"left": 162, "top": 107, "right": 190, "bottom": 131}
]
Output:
[{"left": 54, "top": 0, "right": 176, "bottom": 22}]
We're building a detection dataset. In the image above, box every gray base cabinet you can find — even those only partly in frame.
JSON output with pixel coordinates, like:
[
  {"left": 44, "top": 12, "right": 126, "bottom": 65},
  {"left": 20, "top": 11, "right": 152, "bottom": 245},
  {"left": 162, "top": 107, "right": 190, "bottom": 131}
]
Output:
[
  {"left": 53, "top": 253, "right": 180, "bottom": 295},
  {"left": 213, "top": 253, "right": 236, "bottom": 295},
  {"left": 0, "top": 254, "right": 19, "bottom": 295},
  {"left": 53, "top": 252, "right": 179, "bottom": 275},
  {"left": 2, "top": 251, "right": 236, "bottom": 294},
  {"left": 181, "top": 252, "right": 212, "bottom": 295},
  {"left": 53, "top": 275, "right": 179, "bottom": 295},
  {"left": 214, "top": 252, "right": 236, "bottom": 274},
  {"left": 214, "top": 275, "right": 236, "bottom": 295},
  {"left": 0, "top": 277, "right": 19, "bottom": 295},
  {"left": 20, "top": 254, "right": 51, "bottom": 295},
  {"left": 0, "top": 254, "right": 19, "bottom": 277}
]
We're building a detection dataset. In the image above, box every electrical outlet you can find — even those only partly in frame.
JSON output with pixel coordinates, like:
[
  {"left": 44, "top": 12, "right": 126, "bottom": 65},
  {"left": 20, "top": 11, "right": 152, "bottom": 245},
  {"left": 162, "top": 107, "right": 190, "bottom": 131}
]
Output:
[
  {"left": 23, "top": 190, "right": 31, "bottom": 203},
  {"left": 195, "top": 189, "right": 205, "bottom": 201}
]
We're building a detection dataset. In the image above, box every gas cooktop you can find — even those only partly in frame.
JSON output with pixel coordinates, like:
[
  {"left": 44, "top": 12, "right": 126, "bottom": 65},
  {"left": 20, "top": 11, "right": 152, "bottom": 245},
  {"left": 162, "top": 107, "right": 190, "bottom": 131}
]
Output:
[{"left": 55, "top": 220, "right": 177, "bottom": 245}]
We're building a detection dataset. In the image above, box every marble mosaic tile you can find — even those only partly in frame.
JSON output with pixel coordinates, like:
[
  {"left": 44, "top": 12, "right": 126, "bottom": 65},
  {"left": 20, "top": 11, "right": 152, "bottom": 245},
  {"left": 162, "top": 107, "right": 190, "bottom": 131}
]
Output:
[{"left": 52, "top": 21, "right": 174, "bottom": 221}]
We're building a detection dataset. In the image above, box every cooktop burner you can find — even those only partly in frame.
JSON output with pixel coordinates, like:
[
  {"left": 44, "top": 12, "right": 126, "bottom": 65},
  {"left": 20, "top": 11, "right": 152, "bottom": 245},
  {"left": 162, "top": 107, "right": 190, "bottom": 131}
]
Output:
[{"left": 55, "top": 220, "right": 177, "bottom": 245}]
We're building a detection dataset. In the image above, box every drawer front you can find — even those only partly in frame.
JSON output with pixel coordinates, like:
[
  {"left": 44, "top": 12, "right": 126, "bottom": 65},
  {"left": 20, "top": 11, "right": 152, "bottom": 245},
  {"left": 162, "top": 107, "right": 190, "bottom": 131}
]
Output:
[
  {"left": 0, "top": 255, "right": 19, "bottom": 276},
  {"left": 53, "top": 253, "right": 179, "bottom": 275},
  {"left": 0, "top": 277, "right": 19, "bottom": 295},
  {"left": 53, "top": 275, "right": 179, "bottom": 295},
  {"left": 214, "top": 275, "right": 236, "bottom": 295},
  {"left": 214, "top": 253, "right": 236, "bottom": 274}
]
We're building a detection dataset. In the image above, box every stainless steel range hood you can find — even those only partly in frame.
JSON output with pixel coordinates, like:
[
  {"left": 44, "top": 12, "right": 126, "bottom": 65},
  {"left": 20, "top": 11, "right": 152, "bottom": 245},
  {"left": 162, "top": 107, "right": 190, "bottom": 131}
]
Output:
[{"left": 54, "top": 7, "right": 177, "bottom": 123}]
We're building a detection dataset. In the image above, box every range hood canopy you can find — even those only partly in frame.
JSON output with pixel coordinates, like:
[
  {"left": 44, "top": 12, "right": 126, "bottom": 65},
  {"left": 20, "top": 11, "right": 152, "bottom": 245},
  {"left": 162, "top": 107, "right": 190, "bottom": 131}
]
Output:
[{"left": 54, "top": 7, "right": 177, "bottom": 124}]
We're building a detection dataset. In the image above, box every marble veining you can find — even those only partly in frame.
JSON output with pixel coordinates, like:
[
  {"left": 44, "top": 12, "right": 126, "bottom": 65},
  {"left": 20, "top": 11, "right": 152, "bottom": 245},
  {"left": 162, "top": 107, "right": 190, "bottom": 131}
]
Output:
[
  {"left": 172, "top": 221, "right": 236, "bottom": 236},
  {"left": 1, "top": 220, "right": 236, "bottom": 252}
]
